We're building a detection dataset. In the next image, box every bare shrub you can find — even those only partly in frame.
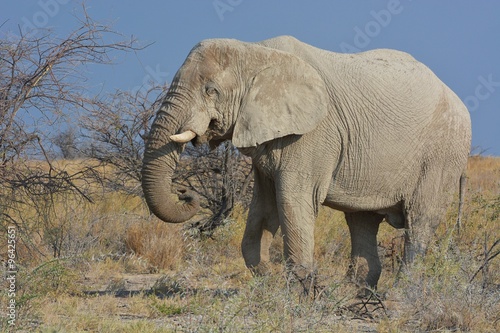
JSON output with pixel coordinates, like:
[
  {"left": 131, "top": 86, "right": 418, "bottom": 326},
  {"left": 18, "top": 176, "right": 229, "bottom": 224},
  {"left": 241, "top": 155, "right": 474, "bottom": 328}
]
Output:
[
  {"left": 80, "top": 86, "right": 165, "bottom": 195},
  {"left": 176, "top": 142, "right": 253, "bottom": 237},
  {"left": 0, "top": 8, "right": 140, "bottom": 264}
]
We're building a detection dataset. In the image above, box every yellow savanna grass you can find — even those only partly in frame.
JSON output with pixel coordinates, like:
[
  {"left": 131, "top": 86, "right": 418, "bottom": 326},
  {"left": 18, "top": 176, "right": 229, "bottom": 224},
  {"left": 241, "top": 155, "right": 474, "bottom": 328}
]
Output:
[
  {"left": 1, "top": 156, "right": 498, "bottom": 332},
  {"left": 467, "top": 155, "right": 500, "bottom": 194}
]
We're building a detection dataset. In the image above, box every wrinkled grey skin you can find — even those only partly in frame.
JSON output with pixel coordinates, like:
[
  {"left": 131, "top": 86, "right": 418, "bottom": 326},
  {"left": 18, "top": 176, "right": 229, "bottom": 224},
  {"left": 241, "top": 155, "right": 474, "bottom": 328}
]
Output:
[{"left": 142, "top": 36, "right": 471, "bottom": 289}]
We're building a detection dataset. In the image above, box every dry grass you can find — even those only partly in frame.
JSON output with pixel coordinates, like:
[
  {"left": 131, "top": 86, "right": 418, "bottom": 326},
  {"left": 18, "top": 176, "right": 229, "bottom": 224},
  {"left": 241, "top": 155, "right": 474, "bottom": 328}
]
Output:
[
  {"left": 126, "top": 220, "right": 185, "bottom": 272},
  {"left": 1, "top": 157, "right": 499, "bottom": 332},
  {"left": 467, "top": 155, "right": 500, "bottom": 194}
]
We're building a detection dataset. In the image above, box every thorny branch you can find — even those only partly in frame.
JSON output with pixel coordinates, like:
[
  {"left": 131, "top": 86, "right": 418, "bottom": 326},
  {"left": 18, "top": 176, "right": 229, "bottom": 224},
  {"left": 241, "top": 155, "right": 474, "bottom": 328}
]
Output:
[{"left": 470, "top": 238, "right": 500, "bottom": 284}]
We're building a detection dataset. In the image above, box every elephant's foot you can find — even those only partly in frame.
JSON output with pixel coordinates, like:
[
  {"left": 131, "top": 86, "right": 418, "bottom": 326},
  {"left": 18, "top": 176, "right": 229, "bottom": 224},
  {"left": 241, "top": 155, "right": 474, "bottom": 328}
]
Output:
[
  {"left": 285, "top": 265, "right": 326, "bottom": 300},
  {"left": 248, "top": 261, "right": 272, "bottom": 276},
  {"left": 347, "top": 256, "right": 380, "bottom": 297}
]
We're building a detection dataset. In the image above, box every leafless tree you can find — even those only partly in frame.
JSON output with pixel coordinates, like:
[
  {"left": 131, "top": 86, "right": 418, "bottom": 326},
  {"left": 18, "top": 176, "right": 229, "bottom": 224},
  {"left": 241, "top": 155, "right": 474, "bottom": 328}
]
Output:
[
  {"left": 0, "top": 6, "right": 250, "bottom": 255},
  {"left": 0, "top": 9, "right": 140, "bottom": 258}
]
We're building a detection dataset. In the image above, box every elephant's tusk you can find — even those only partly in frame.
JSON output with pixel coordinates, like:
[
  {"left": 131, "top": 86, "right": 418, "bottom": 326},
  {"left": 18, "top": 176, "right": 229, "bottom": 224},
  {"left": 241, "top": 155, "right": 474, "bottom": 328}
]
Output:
[{"left": 170, "top": 130, "right": 196, "bottom": 143}]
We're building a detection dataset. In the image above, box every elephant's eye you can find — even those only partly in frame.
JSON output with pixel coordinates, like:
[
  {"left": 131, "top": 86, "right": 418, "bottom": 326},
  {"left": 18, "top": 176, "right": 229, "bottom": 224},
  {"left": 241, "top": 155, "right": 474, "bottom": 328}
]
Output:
[{"left": 205, "top": 83, "right": 218, "bottom": 97}]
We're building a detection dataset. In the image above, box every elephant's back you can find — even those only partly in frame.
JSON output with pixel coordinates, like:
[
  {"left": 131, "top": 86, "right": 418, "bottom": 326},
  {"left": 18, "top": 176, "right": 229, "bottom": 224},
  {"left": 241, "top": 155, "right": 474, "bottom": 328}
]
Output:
[{"left": 328, "top": 49, "right": 470, "bottom": 202}]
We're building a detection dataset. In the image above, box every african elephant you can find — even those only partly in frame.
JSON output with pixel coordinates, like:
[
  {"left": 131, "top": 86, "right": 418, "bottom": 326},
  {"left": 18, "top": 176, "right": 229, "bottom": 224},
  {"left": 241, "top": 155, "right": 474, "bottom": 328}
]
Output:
[{"left": 141, "top": 36, "right": 471, "bottom": 289}]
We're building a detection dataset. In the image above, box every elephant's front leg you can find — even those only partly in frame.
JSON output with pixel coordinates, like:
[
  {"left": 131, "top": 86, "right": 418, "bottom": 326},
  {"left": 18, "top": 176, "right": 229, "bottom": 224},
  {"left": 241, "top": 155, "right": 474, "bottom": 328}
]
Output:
[
  {"left": 275, "top": 176, "right": 318, "bottom": 288},
  {"left": 242, "top": 170, "right": 279, "bottom": 275}
]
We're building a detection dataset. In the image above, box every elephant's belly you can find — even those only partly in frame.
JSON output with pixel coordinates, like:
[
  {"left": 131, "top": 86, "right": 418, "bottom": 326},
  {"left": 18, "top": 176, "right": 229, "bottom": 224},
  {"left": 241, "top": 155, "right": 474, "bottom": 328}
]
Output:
[
  {"left": 322, "top": 198, "right": 405, "bottom": 228},
  {"left": 322, "top": 200, "right": 359, "bottom": 213},
  {"left": 322, "top": 190, "right": 402, "bottom": 215},
  {"left": 324, "top": 162, "right": 412, "bottom": 217}
]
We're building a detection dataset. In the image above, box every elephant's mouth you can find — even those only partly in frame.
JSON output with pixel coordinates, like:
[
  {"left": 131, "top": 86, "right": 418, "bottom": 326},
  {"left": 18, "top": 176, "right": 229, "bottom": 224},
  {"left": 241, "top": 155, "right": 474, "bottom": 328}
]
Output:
[
  {"left": 193, "top": 134, "right": 207, "bottom": 147},
  {"left": 205, "top": 118, "right": 233, "bottom": 148},
  {"left": 170, "top": 119, "right": 230, "bottom": 149}
]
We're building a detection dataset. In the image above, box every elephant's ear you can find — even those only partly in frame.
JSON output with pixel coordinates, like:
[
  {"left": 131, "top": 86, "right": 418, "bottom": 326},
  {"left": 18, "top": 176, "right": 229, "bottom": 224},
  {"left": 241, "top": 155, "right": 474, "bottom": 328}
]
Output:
[{"left": 232, "top": 53, "right": 329, "bottom": 148}]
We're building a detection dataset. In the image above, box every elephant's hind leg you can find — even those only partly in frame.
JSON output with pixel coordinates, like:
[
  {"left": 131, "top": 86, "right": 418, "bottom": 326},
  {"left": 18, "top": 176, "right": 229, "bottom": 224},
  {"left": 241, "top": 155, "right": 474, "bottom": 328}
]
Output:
[
  {"left": 346, "top": 211, "right": 384, "bottom": 289},
  {"left": 242, "top": 169, "right": 279, "bottom": 275},
  {"left": 403, "top": 166, "right": 457, "bottom": 264}
]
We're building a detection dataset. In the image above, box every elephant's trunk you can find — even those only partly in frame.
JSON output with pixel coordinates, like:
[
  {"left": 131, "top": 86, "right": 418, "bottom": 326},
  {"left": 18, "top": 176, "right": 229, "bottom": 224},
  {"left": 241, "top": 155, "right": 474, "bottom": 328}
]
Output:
[{"left": 141, "top": 110, "right": 200, "bottom": 223}]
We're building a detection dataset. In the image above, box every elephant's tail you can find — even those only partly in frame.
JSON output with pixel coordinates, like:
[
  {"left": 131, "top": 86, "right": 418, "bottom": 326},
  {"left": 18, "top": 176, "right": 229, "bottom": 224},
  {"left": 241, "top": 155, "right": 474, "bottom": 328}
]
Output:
[{"left": 455, "top": 172, "right": 467, "bottom": 234}]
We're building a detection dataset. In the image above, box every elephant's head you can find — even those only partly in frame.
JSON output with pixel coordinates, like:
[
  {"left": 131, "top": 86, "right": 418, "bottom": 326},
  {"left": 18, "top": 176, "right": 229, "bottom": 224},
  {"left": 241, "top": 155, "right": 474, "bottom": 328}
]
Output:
[{"left": 142, "top": 38, "right": 328, "bottom": 223}]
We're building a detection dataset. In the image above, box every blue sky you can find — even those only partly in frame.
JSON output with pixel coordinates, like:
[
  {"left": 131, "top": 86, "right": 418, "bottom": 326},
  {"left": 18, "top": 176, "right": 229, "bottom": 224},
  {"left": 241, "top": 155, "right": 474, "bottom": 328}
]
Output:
[{"left": 3, "top": 1, "right": 500, "bottom": 155}]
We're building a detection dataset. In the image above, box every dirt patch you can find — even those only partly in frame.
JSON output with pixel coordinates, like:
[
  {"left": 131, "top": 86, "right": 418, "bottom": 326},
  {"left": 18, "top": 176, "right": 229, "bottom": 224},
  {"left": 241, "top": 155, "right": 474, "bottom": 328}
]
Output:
[{"left": 75, "top": 272, "right": 381, "bottom": 332}]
